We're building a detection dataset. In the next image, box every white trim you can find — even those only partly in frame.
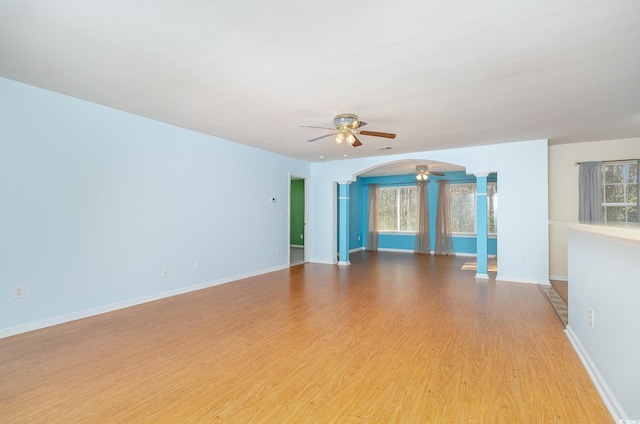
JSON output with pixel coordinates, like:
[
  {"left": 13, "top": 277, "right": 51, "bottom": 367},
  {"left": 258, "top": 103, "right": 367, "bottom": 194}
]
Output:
[
  {"left": 1, "top": 264, "right": 289, "bottom": 339},
  {"left": 495, "top": 274, "right": 550, "bottom": 285},
  {"left": 349, "top": 246, "right": 365, "bottom": 253},
  {"left": 376, "top": 249, "right": 497, "bottom": 258},
  {"left": 337, "top": 261, "right": 351, "bottom": 266},
  {"left": 454, "top": 252, "right": 498, "bottom": 258},
  {"left": 311, "top": 259, "right": 337, "bottom": 265},
  {"left": 549, "top": 274, "right": 568, "bottom": 281},
  {"left": 475, "top": 273, "right": 490, "bottom": 280},
  {"left": 378, "top": 248, "right": 414, "bottom": 253},
  {"left": 451, "top": 233, "right": 498, "bottom": 238},
  {"left": 565, "top": 326, "right": 627, "bottom": 422},
  {"left": 290, "top": 244, "right": 304, "bottom": 249},
  {"left": 338, "top": 196, "right": 350, "bottom": 200}
]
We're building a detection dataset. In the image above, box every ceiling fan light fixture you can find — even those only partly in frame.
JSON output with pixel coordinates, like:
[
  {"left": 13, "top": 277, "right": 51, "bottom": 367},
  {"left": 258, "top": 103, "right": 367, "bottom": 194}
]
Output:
[
  {"left": 416, "top": 165, "right": 430, "bottom": 181},
  {"left": 336, "top": 132, "right": 345, "bottom": 144},
  {"left": 346, "top": 133, "right": 356, "bottom": 145}
]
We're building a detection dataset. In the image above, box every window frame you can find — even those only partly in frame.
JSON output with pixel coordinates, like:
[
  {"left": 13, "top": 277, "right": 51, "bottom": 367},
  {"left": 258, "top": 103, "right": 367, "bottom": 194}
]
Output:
[
  {"left": 601, "top": 160, "right": 639, "bottom": 224},
  {"left": 376, "top": 185, "right": 418, "bottom": 234}
]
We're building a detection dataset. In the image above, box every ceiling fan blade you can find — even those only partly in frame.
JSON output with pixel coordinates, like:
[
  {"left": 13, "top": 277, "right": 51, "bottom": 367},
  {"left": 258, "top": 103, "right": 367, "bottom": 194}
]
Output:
[
  {"left": 351, "top": 135, "right": 363, "bottom": 147},
  {"left": 427, "top": 172, "right": 445, "bottom": 176},
  {"left": 359, "top": 130, "right": 396, "bottom": 139},
  {"left": 300, "top": 125, "right": 334, "bottom": 130},
  {"left": 306, "top": 133, "right": 333, "bottom": 143}
]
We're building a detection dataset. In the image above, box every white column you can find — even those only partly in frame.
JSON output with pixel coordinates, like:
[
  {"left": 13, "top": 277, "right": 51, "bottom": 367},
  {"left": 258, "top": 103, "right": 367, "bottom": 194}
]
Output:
[{"left": 475, "top": 173, "right": 489, "bottom": 279}]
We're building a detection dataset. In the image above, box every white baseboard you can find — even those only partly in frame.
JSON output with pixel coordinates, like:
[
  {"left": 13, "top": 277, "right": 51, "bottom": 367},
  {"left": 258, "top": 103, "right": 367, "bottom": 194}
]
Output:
[
  {"left": 495, "top": 274, "right": 550, "bottom": 285},
  {"left": 377, "top": 249, "right": 497, "bottom": 258},
  {"left": 475, "top": 273, "right": 489, "bottom": 280},
  {"left": 549, "top": 274, "right": 568, "bottom": 281},
  {"left": 337, "top": 261, "right": 351, "bottom": 266},
  {"left": 310, "top": 259, "right": 337, "bottom": 265},
  {"left": 565, "top": 326, "right": 627, "bottom": 421},
  {"left": 0, "top": 264, "right": 289, "bottom": 339},
  {"left": 454, "top": 252, "right": 498, "bottom": 258},
  {"left": 349, "top": 246, "right": 365, "bottom": 253},
  {"left": 377, "top": 248, "right": 414, "bottom": 253}
]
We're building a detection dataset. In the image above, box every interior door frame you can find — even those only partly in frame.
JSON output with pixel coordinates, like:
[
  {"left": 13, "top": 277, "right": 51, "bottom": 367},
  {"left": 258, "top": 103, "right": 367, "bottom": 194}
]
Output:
[{"left": 288, "top": 173, "right": 308, "bottom": 265}]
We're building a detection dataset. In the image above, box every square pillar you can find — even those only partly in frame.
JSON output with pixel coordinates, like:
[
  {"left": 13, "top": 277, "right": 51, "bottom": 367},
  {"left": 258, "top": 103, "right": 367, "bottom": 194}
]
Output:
[
  {"left": 475, "top": 173, "right": 489, "bottom": 279},
  {"left": 338, "top": 182, "right": 351, "bottom": 265}
]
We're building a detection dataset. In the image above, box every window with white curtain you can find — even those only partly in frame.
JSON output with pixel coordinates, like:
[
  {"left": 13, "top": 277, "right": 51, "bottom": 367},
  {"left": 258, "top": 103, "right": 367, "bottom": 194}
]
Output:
[
  {"left": 602, "top": 161, "right": 638, "bottom": 223},
  {"left": 450, "top": 182, "right": 498, "bottom": 235},
  {"left": 377, "top": 186, "right": 417, "bottom": 232}
]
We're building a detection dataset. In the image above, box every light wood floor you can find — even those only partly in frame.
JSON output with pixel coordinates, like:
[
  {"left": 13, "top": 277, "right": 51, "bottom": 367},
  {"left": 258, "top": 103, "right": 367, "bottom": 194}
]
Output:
[{"left": 0, "top": 252, "right": 612, "bottom": 423}]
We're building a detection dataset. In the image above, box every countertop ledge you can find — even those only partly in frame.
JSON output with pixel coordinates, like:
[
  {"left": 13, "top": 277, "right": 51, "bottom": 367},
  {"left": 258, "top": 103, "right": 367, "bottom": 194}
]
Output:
[{"left": 550, "top": 220, "right": 640, "bottom": 243}]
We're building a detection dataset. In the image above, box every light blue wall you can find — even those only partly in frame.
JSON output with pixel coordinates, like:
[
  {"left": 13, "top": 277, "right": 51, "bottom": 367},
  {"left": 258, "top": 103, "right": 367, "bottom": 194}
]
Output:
[
  {"left": 567, "top": 228, "right": 640, "bottom": 419},
  {"left": 0, "top": 78, "right": 309, "bottom": 335},
  {"left": 357, "top": 172, "right": 497, "bottom": 254},
  {"left": 348, "top": 178, "right": 364, "bottom": 250}
]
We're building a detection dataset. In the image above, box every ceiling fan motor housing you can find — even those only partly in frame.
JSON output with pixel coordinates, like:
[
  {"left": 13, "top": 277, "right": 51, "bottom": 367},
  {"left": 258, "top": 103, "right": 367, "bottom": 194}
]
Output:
[{"left": 334, "top": 114, "right": 360, "bottom": 130}]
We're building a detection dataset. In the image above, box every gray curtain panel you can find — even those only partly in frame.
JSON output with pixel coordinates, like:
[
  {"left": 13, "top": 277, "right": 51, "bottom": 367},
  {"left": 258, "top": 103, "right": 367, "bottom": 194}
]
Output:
[
  {"left": 435, "top": 180, "right": 454, "bottom": 255},
  {"left": 578, "top": 161, "right": 602, "bottom": 223},
  {"left": 637, "top": 160, "right": 640, "bottom": 220},
  {"left": 366, "top": 184, "right": 379, "bottom": 251},
  {"left": 414, "top": 181, "right": 431, "bottom": 254}
]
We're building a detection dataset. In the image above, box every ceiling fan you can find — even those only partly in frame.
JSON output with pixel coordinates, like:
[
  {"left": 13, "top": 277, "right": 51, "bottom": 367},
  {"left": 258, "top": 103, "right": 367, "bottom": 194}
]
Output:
[
  {"left": 302, "top": 114, "right": 396, "bottom": 147},
  {"left": 415, "top": 165, "right": 445, "bottom": 181}
]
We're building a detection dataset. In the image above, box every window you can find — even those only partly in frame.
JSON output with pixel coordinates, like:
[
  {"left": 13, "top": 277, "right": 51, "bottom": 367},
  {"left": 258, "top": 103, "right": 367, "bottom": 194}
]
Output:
[
  {"left": 377, "top": 186, "right": 417, "bottom": 232},
  {"left": 488, "top": 182, "right": 498, "bottom": 234},
  {"left": 450, "top": 184, "right": 476, "bottom": 234},
  {"left": 602, "top": 161, "right": 638, "bottom": 223},
  {"left": 450, "top": 182, "right": 498, "bottom": 235}
]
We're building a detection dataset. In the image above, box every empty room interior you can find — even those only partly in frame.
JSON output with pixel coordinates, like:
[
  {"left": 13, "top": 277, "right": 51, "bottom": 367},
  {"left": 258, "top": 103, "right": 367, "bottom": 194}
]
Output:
[{"left": 1, "top": 1, "right": 640, "bottom": 422}]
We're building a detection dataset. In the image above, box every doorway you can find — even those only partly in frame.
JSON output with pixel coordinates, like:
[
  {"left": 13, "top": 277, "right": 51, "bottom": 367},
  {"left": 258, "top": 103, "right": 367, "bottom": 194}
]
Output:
[{"left": 290, "top": 176, "right": 306, "bottom": 266}]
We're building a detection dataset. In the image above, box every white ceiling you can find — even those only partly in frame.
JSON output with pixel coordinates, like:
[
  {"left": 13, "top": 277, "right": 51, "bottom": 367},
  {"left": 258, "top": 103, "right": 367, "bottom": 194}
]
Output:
[{"left": 1, "top": 0, "right": 639, "bottom": 163}]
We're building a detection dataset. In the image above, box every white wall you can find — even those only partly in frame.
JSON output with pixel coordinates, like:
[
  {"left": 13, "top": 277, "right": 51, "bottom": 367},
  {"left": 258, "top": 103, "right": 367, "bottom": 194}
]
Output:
[
  {"left": 566, "top": 228, "right": 640, "bottom": 420},
  {"left": 308, "top": 139, "right": 550, "bottom": 284},
  {"left": 0, "top": 78, "right": 309, "bottom": 336},
  {"left": 548, "top": 138, "right": 640, "bottom": 279}
]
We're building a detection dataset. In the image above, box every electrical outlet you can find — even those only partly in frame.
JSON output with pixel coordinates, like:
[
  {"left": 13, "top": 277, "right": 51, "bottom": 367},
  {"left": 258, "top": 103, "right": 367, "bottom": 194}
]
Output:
[
  {"left": 195, "top": 259, "right": 201, "bottom": 268},
  {"left": 300, "top": 234, "right": 303, "bottom": 239},
  {"left": 520, "top": 256, "right": 526, "bottom": 264},
  {"left": 13, "top": 285, "right": 25, "bottom": 299},
  {"left": 589, "top": 308, "right": 595, "bottom": 328},
  {"left": 275, "top": 247, "right": 279, "bottom": 255},
  {"left": 161, "top": 268, "right": 168, "bottom": 278}
]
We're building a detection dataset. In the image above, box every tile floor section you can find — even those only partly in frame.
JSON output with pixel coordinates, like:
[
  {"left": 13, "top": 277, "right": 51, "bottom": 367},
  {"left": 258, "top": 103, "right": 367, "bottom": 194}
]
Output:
[{"left": 539, "top": 284, "right": 568, "bottom": 327}]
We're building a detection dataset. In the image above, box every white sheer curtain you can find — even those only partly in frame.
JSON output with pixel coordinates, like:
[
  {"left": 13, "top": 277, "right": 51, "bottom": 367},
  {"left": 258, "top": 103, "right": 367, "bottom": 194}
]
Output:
[
  {"left": 366, "top": 184, "right": 379, "bottom": 251},
  {"left": 578, "top": 161, "right": 602, "bottom": 223},
  {"left": 414, "top": 181, "right": 430, "bottom": 254},
  {"left": 435, "top": 180, "right": 454, "bottom": 255}
]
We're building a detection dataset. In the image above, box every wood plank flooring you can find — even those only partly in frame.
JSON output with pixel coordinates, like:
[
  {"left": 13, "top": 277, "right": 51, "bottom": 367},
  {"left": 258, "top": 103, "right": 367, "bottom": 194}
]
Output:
[{"left": 0, "top": 252, "right": 612, "bottom": 423}]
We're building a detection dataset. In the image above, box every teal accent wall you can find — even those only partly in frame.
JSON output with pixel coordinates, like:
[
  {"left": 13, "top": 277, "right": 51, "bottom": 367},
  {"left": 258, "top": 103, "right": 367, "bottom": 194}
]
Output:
[
  {"left": 290, "top": 179, "right": 305, "bottom": 246},
  {"left": 360, "top": 172, "right": 497, "bottom": 255}
]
